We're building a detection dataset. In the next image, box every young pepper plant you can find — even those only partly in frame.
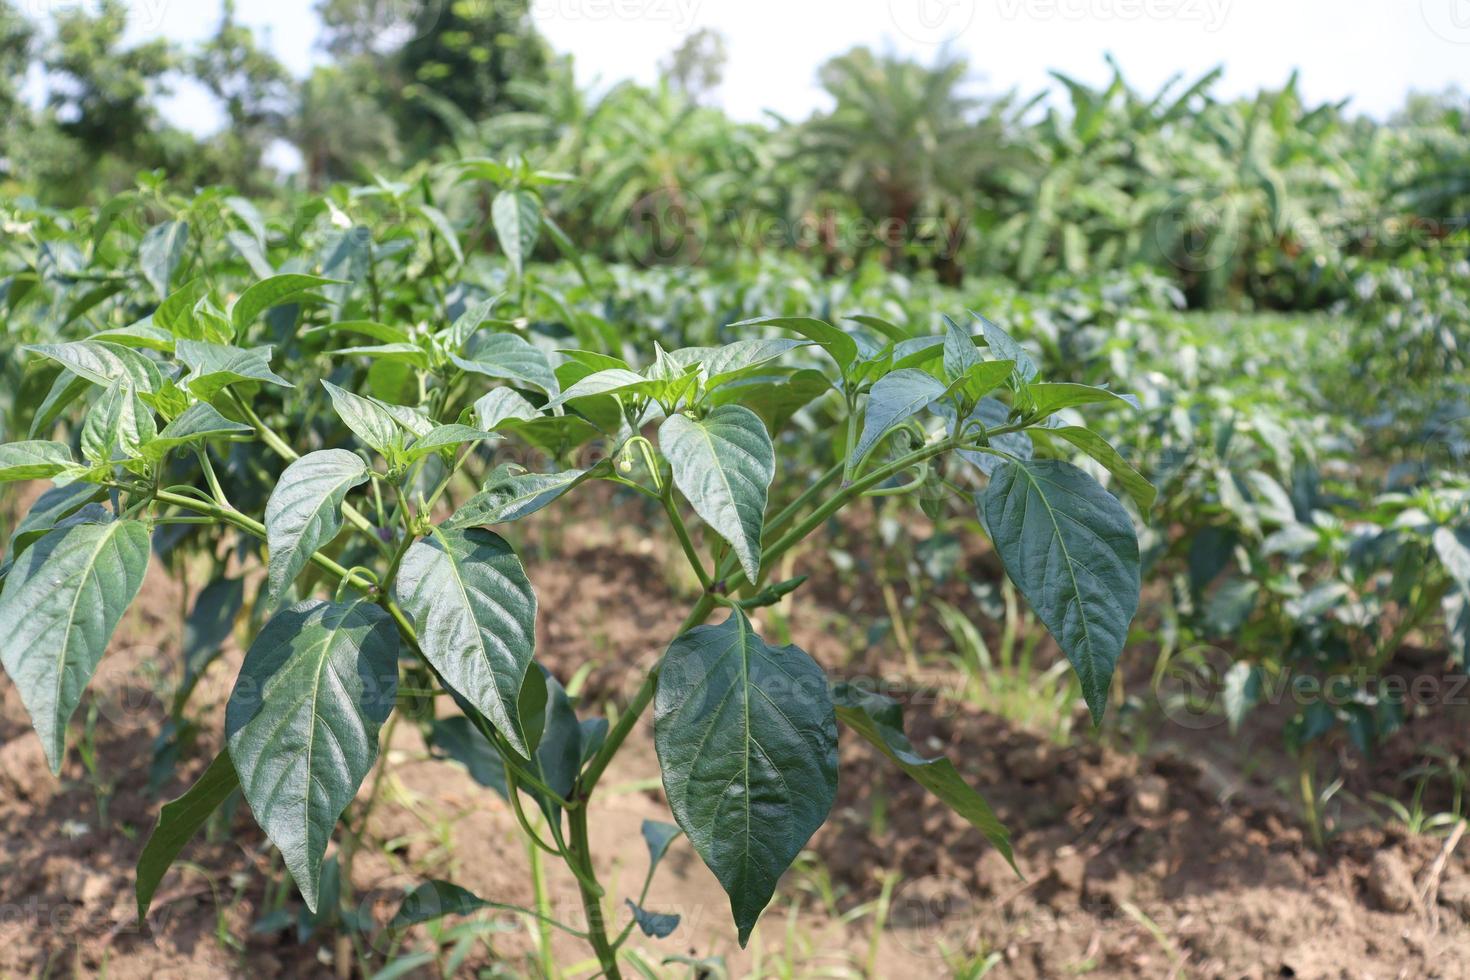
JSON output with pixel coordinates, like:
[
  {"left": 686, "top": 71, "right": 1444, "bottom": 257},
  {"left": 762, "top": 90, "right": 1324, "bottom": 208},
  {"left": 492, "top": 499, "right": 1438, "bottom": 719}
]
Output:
[{"left": 0, "top": 280, "right": 1149, "bottom": 974}]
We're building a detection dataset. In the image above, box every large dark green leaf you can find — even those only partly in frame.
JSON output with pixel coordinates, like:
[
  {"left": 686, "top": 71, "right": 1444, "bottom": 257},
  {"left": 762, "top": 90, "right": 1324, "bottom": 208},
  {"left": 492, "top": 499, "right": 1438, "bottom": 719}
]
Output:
[
  {"left": 852, "top": 368, "right": 945, "bottom": 466},
  {"left": 264, "top": 449, "right": 370, "bottom": 601},
  {"left": 0, "top": 519, "right": 150, "bottom": 772},
  {"left": 659, "top": 406, "right": 773, "bottom": 582},
  {"left": 653, "top": 610, "right": 838, "bottom": 946},
  {"left": 982, "top": 459, "right": 1140, "bottom": 723},
  {"left": 135, "top": 750, "right": 239, "bottom": 921},
  {"left": 225, "top": 598, "right": 399, "bottom": 911},
  {"left": 831, "top": 682, "right": 1013, "bottom": 866},
  {"left": 393, "top": 528, "right": 538, "bottom": 757}
]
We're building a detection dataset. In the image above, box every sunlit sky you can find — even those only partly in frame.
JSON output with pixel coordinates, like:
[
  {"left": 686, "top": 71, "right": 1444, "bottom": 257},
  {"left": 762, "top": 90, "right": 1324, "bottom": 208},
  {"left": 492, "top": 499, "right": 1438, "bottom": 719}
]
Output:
[{"left": 91, "top": 0, "right": 1470, "bottom": 134}]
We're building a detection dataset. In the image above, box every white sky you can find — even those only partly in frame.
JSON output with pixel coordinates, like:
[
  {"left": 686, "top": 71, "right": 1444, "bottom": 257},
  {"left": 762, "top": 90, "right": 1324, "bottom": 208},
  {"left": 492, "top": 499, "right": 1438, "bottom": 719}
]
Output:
[{"left": 82, "top": 0, "right": 1470, "bottom": 134}]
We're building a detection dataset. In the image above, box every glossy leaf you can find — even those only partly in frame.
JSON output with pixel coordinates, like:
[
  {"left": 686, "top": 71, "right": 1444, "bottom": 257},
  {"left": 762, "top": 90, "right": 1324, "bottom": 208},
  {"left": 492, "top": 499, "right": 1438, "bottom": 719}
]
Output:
[
  {"left": 450, "top": 333, "right": 558, "bottom": 395},
  {"left": 444, "top": 468, "right": 589, "bottom": 529},
  {"left": 853, "top": 369, "right": 945, "bottom": 466},
  {"left": 139, "top": 221, "right": 189, "bottom": 298},
  {"left": 982, "top": 459, "right": 1141, "bottom": 724},
  {"left": 394, "top": 528, "right": 539, "bottom": 757},
  {"left": 660, "top": 405, "right": 774, "bottom": 582},
  {"left": 0, "top": 440, "right": 75, "bottom": 482},
  {"left": 177, "top": 340, "right": 293, "bottom": 398},
  {"left": 1044, "top": 426, "right": 1157, "bottom": 512},
  {"left": 730, "top": 316, "right": 859, "bottom": 374},
  {"left": 225, "top": 598, "right": 399, "bottom": 911},
  {"left": 654, "top": 610, "right": 838, "bottom": 946},
  {"left": 264, "top": 449, "right": 370, "bottom": 601},
  {"left": 0, "top": 519, "right": 151, "bottom": 773},
  {"left": 231, "top": 274, "right": 338, "bottom": 333},
  {"left": 142, "top": 402, "right": 254, "bottom": 461},
  {"left": 135, "top": 750, "right": 239, "bottom": 921},
  {"left": 831, "top": 682, "right": 1013, "bottom": 866},
  {"left": 25, "top": 341, "right": 163, "bottom": 393}
]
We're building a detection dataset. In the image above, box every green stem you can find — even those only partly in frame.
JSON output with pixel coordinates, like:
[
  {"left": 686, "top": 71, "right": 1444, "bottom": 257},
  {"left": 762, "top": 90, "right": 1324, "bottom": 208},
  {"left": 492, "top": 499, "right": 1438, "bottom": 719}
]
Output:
[
  {"left": 228, "top": 390, "right": 389, "bottom": 554},
  {"left": 151, "top": 489, "right": 374, "bottom": 592},
  {"left": 663, "top": 487, "right": 711, "bottom": 589},
  {"left": 568, "top": 806, "right": 622, "bottom": 980}
]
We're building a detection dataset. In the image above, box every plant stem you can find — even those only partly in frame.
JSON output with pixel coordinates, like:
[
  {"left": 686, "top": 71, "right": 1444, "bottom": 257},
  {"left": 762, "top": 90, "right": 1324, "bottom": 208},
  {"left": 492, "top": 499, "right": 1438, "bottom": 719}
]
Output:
[
  {"left": 663, "top": 486, "right": 711, "bottom": 589},
  {"left": 567, "top": 805, "right": 622, "bottom": 980}
]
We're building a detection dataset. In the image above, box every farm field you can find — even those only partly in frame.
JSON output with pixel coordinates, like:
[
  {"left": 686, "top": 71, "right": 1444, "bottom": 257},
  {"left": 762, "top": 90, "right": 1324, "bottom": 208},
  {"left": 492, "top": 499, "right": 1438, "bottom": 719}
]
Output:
[{"left": 1, "top": 3, "right": 1469, "bottom": 978}]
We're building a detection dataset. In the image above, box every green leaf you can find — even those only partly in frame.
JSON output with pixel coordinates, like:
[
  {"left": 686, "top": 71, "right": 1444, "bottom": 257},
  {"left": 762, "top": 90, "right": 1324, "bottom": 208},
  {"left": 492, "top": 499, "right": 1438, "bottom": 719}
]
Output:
[
  {"left": 626, "top": 900, "right": 680, "bottom": 939},
  {"left": 450, "top": 333, "right": 558, "bottom": 395},
  {"left": 403, "top": 425, "right": 494, "bottom": 463},
  {"left": 977, "top": 316, "right": 1037, "bottom": 382},
  {"left": 440, "top": 296, "right": 501, "bottom": 353},
  {"left": 135, "top": 750, "right": 239, "bottom": 921},
  {"left": 176, "top": 340, "right": 293, "bottom": 398},
  {"left": 264, "top": 449, "right": 370, "bottom": 601},
  {"left": 330, "top": 343, "right": 430, "bottom": 369},
  {"left": 1024, "top": 382, "right": 1136, "bottom": 418},
  {"left": 141, "top": 403, "right": 255, "bottom": 462},
  {"left": 394, "top": 528, "right": 539, "bottom": 758},
  {"left": 1043, "top": 426, "right": 1156, "bottom": 512},
  {"left": 831, "top": 682, "right": 1013, "bottom": 867},
  {"left": 87, "top": 322, "right": 176, "bottom": 351},
  {"left": 0, "top": 519, "right": 151, "bottom": 773},
  {"left": 30, "top": 370, "right": 93, "bottom": 438},
  {"left": 153, "top": 279, "right": 211, "bottom": 340},
  {"left": 546, "top": 368, "right": 660, "bottom": 408},
  {"left": 427, "top": 716, "right": 508, "bottom": 798},
  {"left": 474, "top": 388, "right": 540, "bottom": 429},
  {"left": 322, "top": 380, "right": 406, "bottom": 457},
  {"left": 0, "top": 441, "right": 75, "bottom": 482},
  {"left": 653, "top": 610, "right": 838, "bottom": 946},
  {"left": 659, "top": 406, "right": 774, "bottom": 582},
  {"left": 390, "top": 880, "right": 495, "bottom": 929},
  {"left": 711, "top": 369, "right": 831, "bottom": 435},
  {"left": 139, "top": 221, "right": 189, "bottom": 298},
  {"left": 642, "top": 819, "right": 681, "bottom": 869},
  {"left": 81, "top": 380, "right": 156, "bottom": 463},
  {"left": 730, "top": 316, "right": 858, "bottom": 375},
  {"left": 417, "top": 204, "right": 464, "bottom": 265},
  {"left": 305, "top": 320, "right": 411, "bottom": 346},
  {"left": 225, "top": 598, "right": 399, "bottom": 911},
  {"left": 669, "top": 339, "right": 811, "bottom": 390},
  {"left": 943, "top": 321, "right": 982, "bottom": 380},
  {"left": 492, "top": 190, "right": 541, "bottom": 276},
  {"left": 444, "top": 468, "right": 589, "bottom": 529},
  {"left": 1433, "top": 527, "right": 1470, "bottom": 592},
  {"left": 853, "top": 369, "right": 945, "bottom": 466},
  {"left": 982, "top": 459, "right": 1141, "bottom": 724},
  {"left": 231, "top": 274, "right": 339, "bottom": 333},
  {"left": 4, "top": 482, "right": 107, "bottom": 568},
  {"left": 25, "top": 341, "right": 163, "bottom": 393}
]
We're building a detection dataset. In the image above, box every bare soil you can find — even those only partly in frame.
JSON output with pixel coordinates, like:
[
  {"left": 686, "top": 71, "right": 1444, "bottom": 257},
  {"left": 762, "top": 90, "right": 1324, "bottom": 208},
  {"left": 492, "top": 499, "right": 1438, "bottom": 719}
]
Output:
[{"left": 1, "top": 494, "right": 1468, "bottom": 979}]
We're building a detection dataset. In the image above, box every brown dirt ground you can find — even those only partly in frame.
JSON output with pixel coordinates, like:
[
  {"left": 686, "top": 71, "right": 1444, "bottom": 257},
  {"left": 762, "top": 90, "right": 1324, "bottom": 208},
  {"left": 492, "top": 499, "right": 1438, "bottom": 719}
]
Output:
[{"left": 1, "top": 486, "right": 1468, "bottom": 979}]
